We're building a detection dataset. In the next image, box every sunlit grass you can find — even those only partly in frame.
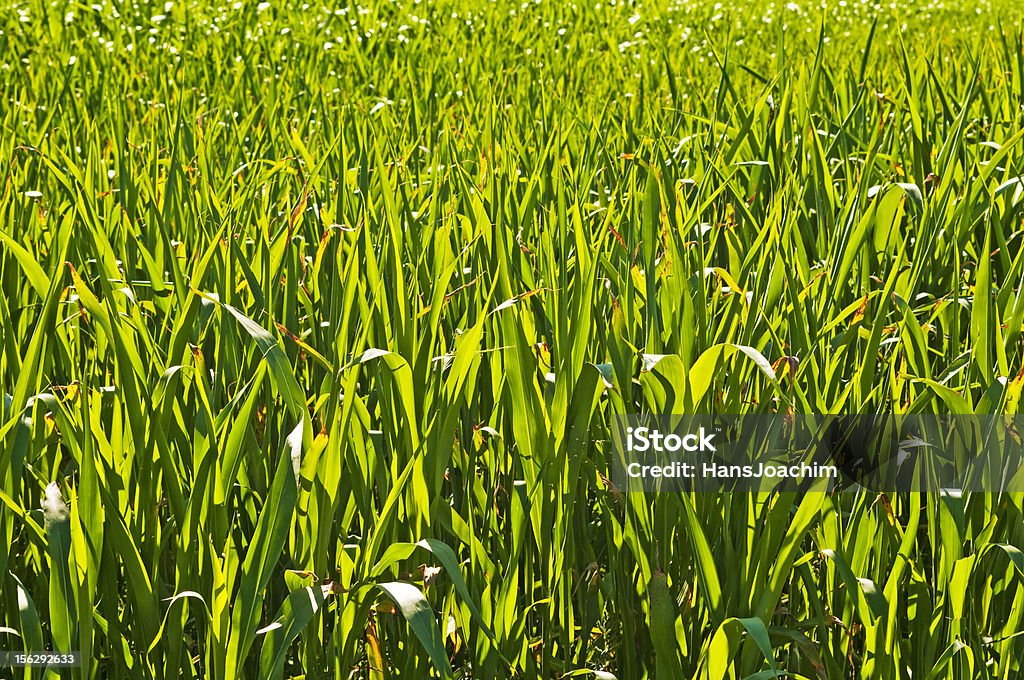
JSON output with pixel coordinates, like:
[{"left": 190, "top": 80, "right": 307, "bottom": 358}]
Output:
[{"left": 3, "top": 0, "right": 1024, "bottom": 677}]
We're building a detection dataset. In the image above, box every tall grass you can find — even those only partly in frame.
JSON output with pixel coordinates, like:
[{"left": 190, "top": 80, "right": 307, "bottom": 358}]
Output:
[{"left": 3, "top": 0, "right": 1024, "bottom": 677}]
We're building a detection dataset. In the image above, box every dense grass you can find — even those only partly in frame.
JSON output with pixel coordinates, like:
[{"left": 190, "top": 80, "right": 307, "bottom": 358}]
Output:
[{"left": 4, "top": 0, "right": 1024, "bottom": 677}]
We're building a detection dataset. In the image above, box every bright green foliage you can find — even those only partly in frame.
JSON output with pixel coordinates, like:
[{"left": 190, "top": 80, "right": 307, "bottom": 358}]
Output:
[{"left": 3, "top": 0, "right": 1024, "bottom": 677}]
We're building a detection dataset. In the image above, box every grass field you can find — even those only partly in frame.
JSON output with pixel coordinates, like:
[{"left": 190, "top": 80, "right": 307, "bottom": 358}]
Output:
[{"left": 4, "top": 0, "right": 1024, "bottom": 677}]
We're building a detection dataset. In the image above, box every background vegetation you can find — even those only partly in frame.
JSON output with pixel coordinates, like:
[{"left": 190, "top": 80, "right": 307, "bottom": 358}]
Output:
[{"left": 3, "top": 0, "right": 1024, "bottom": 676}]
